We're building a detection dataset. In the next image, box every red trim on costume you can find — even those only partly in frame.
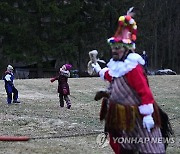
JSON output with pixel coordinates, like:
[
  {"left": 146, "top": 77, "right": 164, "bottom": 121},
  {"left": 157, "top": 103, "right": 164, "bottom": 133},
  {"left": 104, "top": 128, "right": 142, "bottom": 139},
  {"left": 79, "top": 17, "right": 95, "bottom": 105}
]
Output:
[
  {"left": 109, "top": 134, "right": 121, "bottom": 154},
  {"left": 104, "top": 70, "right": 112, "bottom": 82},
  {"left": 125, "top": 64, "right": 155, "bottom": 105}
]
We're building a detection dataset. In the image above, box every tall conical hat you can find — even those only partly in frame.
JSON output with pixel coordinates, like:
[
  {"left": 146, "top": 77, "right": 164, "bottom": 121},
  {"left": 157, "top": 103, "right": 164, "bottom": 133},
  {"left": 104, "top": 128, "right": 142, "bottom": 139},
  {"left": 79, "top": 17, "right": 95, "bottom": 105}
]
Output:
[{"left": 107, "top": 7, "right": 137, "bottom": 49}]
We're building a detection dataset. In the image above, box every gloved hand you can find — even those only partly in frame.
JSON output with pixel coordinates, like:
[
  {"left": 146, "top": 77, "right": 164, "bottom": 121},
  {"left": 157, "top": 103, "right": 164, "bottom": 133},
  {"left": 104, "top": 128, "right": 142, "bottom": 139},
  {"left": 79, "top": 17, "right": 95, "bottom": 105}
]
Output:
[
  {"left": 50, "top": 78, "right": 56, "bottom": 83},
  {"left": 94, "top": 90, "right": 110, "bottom": 101},
  {"left": 143, "top": 114, "right": 155, "bottom": 132},
  {"left": 91, "top": 63, "right": 101, "bottom": 73}
]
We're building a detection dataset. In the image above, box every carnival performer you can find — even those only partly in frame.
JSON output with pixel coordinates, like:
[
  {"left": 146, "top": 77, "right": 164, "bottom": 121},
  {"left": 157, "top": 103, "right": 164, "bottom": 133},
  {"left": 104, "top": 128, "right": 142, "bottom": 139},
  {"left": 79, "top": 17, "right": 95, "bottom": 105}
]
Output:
[
  {"left": 92, "top": 8, "right": 166, "bottom": 154},
  {"left": 3, "top": 65, "right": 20, "bottom": 104},
  {"left": 50, "top": 64, "right": 72, "bottom": 109}
]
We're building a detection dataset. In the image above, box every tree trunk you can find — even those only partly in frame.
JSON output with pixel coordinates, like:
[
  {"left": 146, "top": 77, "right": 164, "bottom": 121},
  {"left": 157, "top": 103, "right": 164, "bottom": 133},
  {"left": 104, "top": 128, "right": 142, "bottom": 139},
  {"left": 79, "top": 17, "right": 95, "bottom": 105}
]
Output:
[
  {"left": 154, "top": 0, "right": 158, "bottom": 69},
  {"left": 167, "top": 1, "right": 172, "bottom": 68},
  {"left": 78, "top": 39, "right": 82, "bottom": 75}
]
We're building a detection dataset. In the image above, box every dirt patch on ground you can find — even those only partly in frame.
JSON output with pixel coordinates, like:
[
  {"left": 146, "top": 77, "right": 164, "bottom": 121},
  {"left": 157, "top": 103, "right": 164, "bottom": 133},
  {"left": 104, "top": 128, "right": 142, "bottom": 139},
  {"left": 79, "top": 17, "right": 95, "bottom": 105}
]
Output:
[{"left": 0, "top": 76, "right": 179, "bottom": 154}]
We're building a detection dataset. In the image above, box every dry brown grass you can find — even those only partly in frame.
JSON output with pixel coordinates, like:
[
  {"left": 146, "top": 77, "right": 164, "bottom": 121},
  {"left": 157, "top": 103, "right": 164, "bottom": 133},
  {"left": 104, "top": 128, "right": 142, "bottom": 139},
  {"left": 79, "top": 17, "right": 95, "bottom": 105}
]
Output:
[{"left": 0, "top": 76, "right": 179, "bottom": 154}]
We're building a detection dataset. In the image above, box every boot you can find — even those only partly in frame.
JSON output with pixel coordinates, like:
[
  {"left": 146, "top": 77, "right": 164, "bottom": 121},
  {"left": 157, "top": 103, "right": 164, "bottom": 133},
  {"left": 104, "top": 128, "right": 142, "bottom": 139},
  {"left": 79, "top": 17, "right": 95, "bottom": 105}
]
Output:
[
  {"left": 64, "top": 95, "right": 71, "bottom": 109},
  {"left": 66, "top": 101, "right": 71, "bottom": 109},
  {"left": 59, "top": 94, "right": 64, "bottom": 107},
  {"left": 13, "top": 100, "right": 21, "bottom": 103},
  {"left": 60, "top": 101, "right": 64, "bottom": 107}
]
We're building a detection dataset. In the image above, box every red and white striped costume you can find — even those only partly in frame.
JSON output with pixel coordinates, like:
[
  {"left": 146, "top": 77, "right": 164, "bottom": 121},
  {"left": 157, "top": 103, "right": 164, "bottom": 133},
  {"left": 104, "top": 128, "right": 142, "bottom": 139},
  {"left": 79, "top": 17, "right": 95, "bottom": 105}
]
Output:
[
  {"left": 100, "top": 53, "right": 154, "bottom": 113},
  {"left": 98, "top": 53, "right": 165, "bottom": 154}
]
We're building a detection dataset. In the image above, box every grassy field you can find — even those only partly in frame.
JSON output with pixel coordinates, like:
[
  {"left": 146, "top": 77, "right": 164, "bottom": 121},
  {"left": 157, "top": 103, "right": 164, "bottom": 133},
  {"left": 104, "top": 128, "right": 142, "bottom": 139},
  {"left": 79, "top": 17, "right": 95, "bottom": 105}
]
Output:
[{"left": 0, "top": 76, "right": 180, "bottom": 154}]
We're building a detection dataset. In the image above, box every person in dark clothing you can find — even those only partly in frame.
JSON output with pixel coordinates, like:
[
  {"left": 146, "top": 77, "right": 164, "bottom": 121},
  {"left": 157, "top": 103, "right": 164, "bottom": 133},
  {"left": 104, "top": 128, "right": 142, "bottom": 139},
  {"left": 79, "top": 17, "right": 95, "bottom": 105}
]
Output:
[
  {"left": 3, "top": 65, "right": 20, "bottom": 104},
  {"left": 51, "top": 64, "right": 72, "bottom": 109},
  {"left": 141, "top": 51, "right": 148, "bottom": 73}
]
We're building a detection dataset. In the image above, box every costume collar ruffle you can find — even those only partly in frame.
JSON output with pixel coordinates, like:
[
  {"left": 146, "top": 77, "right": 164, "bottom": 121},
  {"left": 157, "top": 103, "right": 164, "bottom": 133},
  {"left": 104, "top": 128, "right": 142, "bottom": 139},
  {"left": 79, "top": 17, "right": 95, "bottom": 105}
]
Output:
[{"left": 107, "top": 53, "right": 145, "bottom": 78}]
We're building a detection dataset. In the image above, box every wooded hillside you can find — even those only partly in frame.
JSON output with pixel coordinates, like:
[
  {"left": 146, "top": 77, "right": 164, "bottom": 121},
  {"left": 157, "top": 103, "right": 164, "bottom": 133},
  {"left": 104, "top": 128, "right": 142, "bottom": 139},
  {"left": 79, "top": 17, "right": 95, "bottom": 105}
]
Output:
[{"left": 0, "top": 0, "right": 179, "bottom": 76}]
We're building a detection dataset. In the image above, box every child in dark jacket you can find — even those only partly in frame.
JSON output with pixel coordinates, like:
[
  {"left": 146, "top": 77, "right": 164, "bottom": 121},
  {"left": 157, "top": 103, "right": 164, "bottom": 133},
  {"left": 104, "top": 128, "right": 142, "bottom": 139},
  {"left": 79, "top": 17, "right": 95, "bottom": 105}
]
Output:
[
  {"left": 3, "top": 65, "right": 20, "bottom": 104},
  {"left": 51, "top": 64, "right": 72, "bottom": 109}
]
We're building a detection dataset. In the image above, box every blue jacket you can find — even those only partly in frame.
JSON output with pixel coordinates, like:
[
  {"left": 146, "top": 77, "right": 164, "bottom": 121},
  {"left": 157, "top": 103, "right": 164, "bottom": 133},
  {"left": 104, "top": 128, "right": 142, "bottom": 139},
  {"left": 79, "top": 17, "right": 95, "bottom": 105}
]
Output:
[{"left": 3, "top": 71, "right": 14, "bottom": 92}]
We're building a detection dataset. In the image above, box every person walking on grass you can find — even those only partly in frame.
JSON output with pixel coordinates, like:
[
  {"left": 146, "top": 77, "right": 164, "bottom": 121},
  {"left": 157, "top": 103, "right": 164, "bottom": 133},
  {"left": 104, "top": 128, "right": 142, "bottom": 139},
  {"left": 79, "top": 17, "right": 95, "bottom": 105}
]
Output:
[
  {"left": 50, "top": 64, "right": 72, "bottom": 109},
  {"left": 92, "top": 8, "right": 166, "bottom": 154},
  {"left": 3, "top": 65, "right": 20, "bottom": 104}
]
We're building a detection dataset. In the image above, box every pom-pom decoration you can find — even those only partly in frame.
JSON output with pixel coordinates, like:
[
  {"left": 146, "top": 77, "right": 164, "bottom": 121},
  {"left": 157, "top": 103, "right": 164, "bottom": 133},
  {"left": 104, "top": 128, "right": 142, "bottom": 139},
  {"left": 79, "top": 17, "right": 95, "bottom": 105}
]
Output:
[
  {"left": 125, "top": 15, "right": 131, "bottom": 21},
  {"left": 132, "top": 34, "right": 137, "bottom": 41},
  {"left": 129, "top": 19, "right": 135, "bottom": 24},
  {"left": 119, "top": 16, "right": 125, "bottom": 22}
]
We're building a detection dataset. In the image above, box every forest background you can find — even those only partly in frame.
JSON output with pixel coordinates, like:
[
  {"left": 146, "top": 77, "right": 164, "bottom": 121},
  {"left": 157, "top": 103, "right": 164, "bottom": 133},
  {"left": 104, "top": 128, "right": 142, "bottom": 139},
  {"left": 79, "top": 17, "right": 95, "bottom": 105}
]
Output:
[{"left": 0, "top": 0, "right": 179, "bottom": 77}]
